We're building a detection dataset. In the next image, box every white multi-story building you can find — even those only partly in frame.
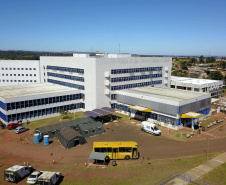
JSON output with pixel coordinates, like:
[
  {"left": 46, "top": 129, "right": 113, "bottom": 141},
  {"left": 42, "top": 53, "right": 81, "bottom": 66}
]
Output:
[
  {"left": 0, "top": 53, "right": 212, "bottom": 130},
  {"left": 0, "top": 60, "right": 40, "bottom": 86},
  {"left": 40, "top": 53, "right": 172, "bottom": 110}
]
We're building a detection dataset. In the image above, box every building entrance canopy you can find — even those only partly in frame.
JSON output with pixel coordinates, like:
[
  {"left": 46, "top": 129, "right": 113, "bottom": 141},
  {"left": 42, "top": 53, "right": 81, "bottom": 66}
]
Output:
[
  {"left": 128, "top": 105, "right": 152, "bottom": 112},
  {"left": 181, "top": 112, "right": 204, "bottom": 118}
]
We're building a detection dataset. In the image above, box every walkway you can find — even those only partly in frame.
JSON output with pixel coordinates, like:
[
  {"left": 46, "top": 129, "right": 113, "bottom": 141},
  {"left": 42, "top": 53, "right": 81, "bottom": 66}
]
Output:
[{"left": 167, "top": 152, "right": 226, "bottom": 185}]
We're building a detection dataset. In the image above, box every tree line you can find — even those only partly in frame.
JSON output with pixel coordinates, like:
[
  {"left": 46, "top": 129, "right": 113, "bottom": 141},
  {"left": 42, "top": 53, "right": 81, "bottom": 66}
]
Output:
[{"left": 0, "top": 50, "right": 72, "bottom": 60}]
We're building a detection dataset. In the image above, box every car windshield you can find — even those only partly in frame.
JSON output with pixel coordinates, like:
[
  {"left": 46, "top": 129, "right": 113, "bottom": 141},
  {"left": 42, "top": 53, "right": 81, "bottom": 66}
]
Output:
[
  {"left": 153, "top": 126, "right": 159, "bottom": 131},
  {"left": 29, "top": 175, "right": 37, "bottom": 178}
]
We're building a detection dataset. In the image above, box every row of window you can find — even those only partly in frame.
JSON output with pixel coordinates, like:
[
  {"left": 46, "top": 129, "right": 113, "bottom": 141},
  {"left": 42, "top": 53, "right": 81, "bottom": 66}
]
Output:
[
  {"left": 111, "top": 67, "right": 162, "bottom": 74},
  {"left": 2, "top": 74, "right": 36, "bottom": 77},
  {"left": 48, "top": 79, "right": 85, "bottom": 90},
  {"left": 5, "top": 94, "right": 84, "bottom": 111},
  {"left": 1, "top": 67, "right": 36, "bottom": 70},
  {"left": 6, "top": 103, "right": 85, "bottom": 122},
  {"left": 111, "top": 80, "right": 162, "bottom": 91},
  {"left": 111, "top": 103, "right": 178, "bottom": 125},
  {"left": 0, "top": 80, "right": 37, "bottom": 83},
  {"left": 94, "top": 147, "right": 132, "bottom": 153},
  {"left": 111, "top": 74, "right": 162, "bottom": 83},
  {"left": 47, "top": 72, "right": 84, "bottom": 82},
  {"left": 47, "top": 66, "right": 84, "bottom": 74}
]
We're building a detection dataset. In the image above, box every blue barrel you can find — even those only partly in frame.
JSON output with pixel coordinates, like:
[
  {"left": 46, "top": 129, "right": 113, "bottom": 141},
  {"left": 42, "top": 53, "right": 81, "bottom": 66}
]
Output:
[
  {"left": 34, "top": 134, "right": 40, "bottom": 144},
  {"left": 44, "top": 135, "right": 49, "bottom": 146}
]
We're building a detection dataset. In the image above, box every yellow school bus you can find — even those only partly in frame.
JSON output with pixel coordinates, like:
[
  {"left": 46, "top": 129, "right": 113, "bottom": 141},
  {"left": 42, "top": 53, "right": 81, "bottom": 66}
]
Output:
[{"left": 93, "top": 141, "right": 139, "bottom": 160}]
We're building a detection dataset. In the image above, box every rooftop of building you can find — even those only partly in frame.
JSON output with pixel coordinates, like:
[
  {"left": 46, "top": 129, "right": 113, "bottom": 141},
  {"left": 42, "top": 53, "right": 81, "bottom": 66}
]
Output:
[
  {"left": 171, "top": 76, "right": 222, "bottom": 85},
  {"left": 0, "top": 83, "right": 78, "bottom": 99},
  {"left": 116, "top": 86, "right": 210, "bottom": 105}
]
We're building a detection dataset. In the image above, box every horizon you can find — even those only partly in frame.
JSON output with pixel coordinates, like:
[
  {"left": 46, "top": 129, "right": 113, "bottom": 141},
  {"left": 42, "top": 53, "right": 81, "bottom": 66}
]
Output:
[{"left": 0, "top": 0, "right": 226, "bottom": 56}]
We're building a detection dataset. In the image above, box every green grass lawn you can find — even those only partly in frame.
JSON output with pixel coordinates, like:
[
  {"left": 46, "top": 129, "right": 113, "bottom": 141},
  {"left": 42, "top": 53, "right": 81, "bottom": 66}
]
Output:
[
  {"left": 0, "top": 153, "right": 218, "bottom": 185},
  {"left": 197, "top": 163, "right": 226, "bottom": 185},
  {"left": 25, "top": 112, "right": 87, "bottom": 133}
]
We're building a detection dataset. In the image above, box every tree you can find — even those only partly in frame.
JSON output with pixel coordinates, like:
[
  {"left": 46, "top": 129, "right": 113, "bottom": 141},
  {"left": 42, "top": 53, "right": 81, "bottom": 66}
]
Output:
[
  {"left": 220, "top": 61, "right": 226, "bottom": 69},
  {"left": 208, "top": 71, "right": 223, "bottom": 80},
  {"left": 206, "top": 57, "right": 216, "bottom": 63},
  {"left": 199, "top": 55, "right": 205, "bottom": 63},
  {"left": 181, "top": 61, "right": 188, "bottom": 70}
]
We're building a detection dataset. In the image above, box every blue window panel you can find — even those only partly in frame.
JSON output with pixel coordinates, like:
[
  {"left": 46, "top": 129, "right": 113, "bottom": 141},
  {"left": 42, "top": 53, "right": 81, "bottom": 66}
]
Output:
[{"left": 0, "top": 101, "right": 6, "bottom": 110}]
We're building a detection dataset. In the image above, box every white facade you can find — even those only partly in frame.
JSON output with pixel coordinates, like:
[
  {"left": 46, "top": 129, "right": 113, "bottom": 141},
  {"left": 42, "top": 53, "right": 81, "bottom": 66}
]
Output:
[
  {"left": 171, "top": 76, "right": 223, "bottom": 98},
  {"left": 40, "top": 54, "right": 172, "bottom": 111},
  {"left": 0, "top": 60, "right": 40, "bottom": 86}
]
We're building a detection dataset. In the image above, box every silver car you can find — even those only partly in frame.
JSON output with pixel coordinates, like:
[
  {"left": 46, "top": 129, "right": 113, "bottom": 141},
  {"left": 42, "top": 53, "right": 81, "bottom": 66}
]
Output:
[{"left": 14, "top": 126, "right": 29, "bottom": 134}]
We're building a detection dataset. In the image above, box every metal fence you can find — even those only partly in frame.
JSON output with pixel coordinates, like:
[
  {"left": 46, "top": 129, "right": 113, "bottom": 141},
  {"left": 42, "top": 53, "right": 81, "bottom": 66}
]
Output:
[
  {"left": 179, "top": 173, "right": 209, "bottom": 185},
  {"left": 155, "top": 171, "right": 179, "bottom": 185},
  {"left": 155, "top": 171, "right": 208, "bottom": 185}
]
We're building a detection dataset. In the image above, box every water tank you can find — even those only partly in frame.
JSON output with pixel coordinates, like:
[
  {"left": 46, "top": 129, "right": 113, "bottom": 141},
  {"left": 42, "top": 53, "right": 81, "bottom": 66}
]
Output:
[
  {"left": 34, "top": 133, "right": 40, "bottom": 144},
  {"left": 44, "top": 135, "right": 49, "bottom": 146}
]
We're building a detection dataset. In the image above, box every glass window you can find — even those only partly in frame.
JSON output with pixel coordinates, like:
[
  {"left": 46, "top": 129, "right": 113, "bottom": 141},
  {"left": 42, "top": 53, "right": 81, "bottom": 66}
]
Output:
[
  {"left": 100, "top": 148, "right": 107, "bottom": 152},
  {"left": 95, "top": 148, "right": 101, "bottom": 152},
  {"left": 119, "top": 147, "right": 126, "bottom": 152}
]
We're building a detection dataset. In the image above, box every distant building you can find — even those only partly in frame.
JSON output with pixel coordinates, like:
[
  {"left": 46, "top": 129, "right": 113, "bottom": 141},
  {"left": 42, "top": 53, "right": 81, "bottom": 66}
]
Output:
[{"left": 171, "top": 76, "right": 223, "bottom": 98}]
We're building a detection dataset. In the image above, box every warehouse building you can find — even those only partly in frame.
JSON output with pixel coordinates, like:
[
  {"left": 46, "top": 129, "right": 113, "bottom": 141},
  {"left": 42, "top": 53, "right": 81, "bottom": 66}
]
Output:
[
  {"left": 113, "top": 86, "right": 211, "bottom": 130},
  {"left": 171, "top": 76, "right": 223, "bottom": 98}
]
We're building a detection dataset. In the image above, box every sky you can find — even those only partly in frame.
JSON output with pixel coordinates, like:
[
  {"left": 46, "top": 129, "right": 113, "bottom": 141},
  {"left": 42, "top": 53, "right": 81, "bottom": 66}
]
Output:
[{"left": 0, "top": 0, "right": 226, "bottom": 56}]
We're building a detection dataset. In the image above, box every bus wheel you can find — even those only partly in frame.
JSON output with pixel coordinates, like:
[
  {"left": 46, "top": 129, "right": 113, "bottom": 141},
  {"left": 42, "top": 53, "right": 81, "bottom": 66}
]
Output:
[{"left": 125, "top": 155, "right": 130, "bottom": 160}]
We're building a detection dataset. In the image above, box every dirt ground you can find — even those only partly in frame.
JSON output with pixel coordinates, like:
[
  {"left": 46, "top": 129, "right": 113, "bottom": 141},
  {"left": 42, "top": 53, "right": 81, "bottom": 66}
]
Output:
[
  {"left": 1, "top": 118, "right": 226, "bottom": 184},
  {"left": 0, "top": 119, "right": 226, "bottom": 163}
]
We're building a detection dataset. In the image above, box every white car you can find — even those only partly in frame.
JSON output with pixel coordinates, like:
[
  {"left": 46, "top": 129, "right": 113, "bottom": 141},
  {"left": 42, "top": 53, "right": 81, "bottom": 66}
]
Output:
[
  {"left": 27, "top": 171, "right": 42, "bottom": 184},
  {"left": 14, "top": 126, "right": 29, "bottom": 134}
]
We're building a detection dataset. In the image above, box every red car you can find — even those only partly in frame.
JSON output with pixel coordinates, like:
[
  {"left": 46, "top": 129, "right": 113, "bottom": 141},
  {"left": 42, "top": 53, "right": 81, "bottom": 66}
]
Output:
[{"left": 6, "top": 123, "right": 22, "bottom": 130}]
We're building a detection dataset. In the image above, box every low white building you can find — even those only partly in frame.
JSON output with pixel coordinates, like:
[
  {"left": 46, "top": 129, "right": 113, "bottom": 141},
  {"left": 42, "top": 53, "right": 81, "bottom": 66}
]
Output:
[
  {"left": 113, "top": 86, "right": 211, "bottom": 130},
  {"left": 0, "top": 83, "right": 84, "bottom": 123},
  {"left": 171, "top": 76, "right": 223, "bottom": 98}
]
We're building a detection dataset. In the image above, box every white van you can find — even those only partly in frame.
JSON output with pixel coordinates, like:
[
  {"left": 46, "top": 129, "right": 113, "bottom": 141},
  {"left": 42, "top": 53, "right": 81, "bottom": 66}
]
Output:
[{"left": 141, "top": 121, "right": 161, "bottom": 136}]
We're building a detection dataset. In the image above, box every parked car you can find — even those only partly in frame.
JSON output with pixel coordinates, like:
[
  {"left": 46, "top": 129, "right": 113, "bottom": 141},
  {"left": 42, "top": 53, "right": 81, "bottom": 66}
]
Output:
[
  {"left": 14, "top": 126, "right": 29, "bottom": 134},
  {"left": 6, "top": 123, "right": 22, "bottom": 130},
  {"left": 27, "top": 171, "right": 43, "bottom": 184}
]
